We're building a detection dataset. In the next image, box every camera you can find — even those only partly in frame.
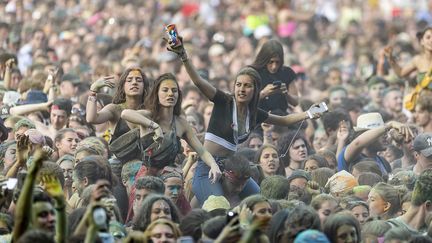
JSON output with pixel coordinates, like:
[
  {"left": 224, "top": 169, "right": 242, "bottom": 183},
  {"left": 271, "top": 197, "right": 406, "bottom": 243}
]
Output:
[{"left": 306, "top": 102, "right": 329, "bottom": 119}]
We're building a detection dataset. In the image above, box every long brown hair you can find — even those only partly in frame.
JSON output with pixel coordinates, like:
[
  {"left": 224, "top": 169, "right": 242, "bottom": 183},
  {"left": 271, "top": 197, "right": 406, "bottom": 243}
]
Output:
[
  {"left": 112, "top": 67, "right": 148, "bottom": 108},
  {"left": 145, "top": 73, "right": 182, "bottom": 121},
  {"left": 251, "top": 39, "right": 284, "bottom": 70},
  {"left": 235, "top": 67, "right": 262, "bottom": 128}
]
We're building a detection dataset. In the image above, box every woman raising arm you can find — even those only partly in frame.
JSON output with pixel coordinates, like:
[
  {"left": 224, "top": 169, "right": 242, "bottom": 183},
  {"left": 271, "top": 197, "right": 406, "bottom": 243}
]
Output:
[
  {"left": 121, "top": 73, "right": 221, "bottom": 181},
  {"left": 86, "top": 68, "right": 148, "bottom": 145},
  {"left": 167, "top": 37, "right": 320, "bottom": 205}
]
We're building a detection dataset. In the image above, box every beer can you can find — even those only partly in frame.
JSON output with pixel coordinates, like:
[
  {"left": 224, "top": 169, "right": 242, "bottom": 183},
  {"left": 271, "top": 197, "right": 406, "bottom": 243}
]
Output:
[{"left": 165, "top": 24, "right": 181, "bottom": 47}]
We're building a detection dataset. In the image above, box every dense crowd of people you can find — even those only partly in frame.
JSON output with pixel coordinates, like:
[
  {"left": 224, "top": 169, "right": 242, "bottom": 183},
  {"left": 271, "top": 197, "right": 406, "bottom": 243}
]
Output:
[{"left": 0, "top": 0, "right": 431, "bottom": 242}]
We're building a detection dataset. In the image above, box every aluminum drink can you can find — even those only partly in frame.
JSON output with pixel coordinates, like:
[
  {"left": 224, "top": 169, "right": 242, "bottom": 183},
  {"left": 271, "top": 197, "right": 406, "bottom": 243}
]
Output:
[{"left": 165, "top": 24, "right": 181, "bottom": 47}]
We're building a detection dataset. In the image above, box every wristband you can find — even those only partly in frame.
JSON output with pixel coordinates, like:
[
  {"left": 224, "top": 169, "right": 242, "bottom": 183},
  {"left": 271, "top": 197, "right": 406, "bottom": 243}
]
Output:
[
  {"left": 88, "top": 95, "right": 97, "bottom": 102},
  {"left": 180, "top": 51, "right": 188, "bottom": 62}
]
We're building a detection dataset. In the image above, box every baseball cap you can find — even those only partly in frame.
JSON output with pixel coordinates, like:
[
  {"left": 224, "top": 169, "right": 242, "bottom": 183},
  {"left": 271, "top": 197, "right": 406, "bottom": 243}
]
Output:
[{"left": 413, "top": 133, "right": 432, "bottom": 158}]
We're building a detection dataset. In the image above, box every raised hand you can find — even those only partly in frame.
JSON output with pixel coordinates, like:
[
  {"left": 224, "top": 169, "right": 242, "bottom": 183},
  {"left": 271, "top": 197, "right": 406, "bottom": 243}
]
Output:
[
  {"left": 16, "top": 134, "right": 31, "bottom": 164},
  {"left": 90, "top": 76, "right": 116, "bottom": 93},
  {"left": 383, "top": 46, "right": 394, "bottom": 60},
  {"left": 5, "top": 58, "right": 15, "bottom": 69},
  {"left": 40, "top": 173, "right": 64, "bottom": 200},
  {"left": 337, "top": 120, "right": 350, "bottom": 143},
  {"left": 163, "top": 36, "right": 188, "bottom": 61}
]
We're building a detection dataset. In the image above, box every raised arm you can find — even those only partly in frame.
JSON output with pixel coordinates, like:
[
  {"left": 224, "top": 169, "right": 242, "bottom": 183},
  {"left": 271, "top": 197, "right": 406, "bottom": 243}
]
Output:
[
  {"left": 3, "top": 59, "right": 15, "bottom": 90},
  {"left": 384, "top": 46, "right": 418, "bottom": 78},
  {"left": 10, "top": 101, "right": 51, "bottom": 116},
  {"left": 86, "top": 76, "right": 116, "bottom": 124},
  {"left": 344, "top": 121, "right": 413, "bottom": 163},
  {"left": 166, "top": 38, "right": 217, "bottom": 99},
  {"left": 40, "top": 174, "right": 67, "bottom": 243},
  {"left": 12, "top": 149, "right": 46, "bottom": 242}
]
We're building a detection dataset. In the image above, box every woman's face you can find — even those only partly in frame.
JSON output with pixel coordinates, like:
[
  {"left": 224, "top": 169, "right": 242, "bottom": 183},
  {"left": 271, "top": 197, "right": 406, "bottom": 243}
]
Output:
[
  {"left": 367, "top": 189, "right": 388, "bottom": 217},
  {"left": 4, "top": 144, "right": 16, "bottom": 169},
  {"left": 150, "top": 200, "right": 172, "bottom": 222},
  {"left": 248, "top": 137, "right": 263, "bottom": 150},
  {"left": 234, "top": 74, "right": 255, "bottom": 104},
  {"left": 421, "top": 29, "right": 432, "bottom": 50},
  {"left": 304, "top": 159, "right": 319, "bottom": 173},
  {"left": 317, "top": 200, "right": 338, "bottom": 226},
  {"left": 259, "top": 147, "right": 280, "bottom": 176},
  {"left": 336, "top": 224, "right": 358, "bottom": 243},
  {"left": 313, "top": 130, "right": 328, "bottom": 151},
  {"left": 266, "top": 56, "right": 282, "bottom": 74},
  {"left": 351, "top": 205, "right": 369, "bottom": 225},
  {"left": 289, "top": 139, "right": 307, "bottom": 163},
  {"left": 124, "top": 70, "right": 145, "bottom": 97},
  {"left": 252, "top": 201, "right": 272, "bottom": 226},
  {"left": 150, "top": 224, "right": 176, "bottom": 243},
  {"left": 158, "top": 79, "right": 179, "bottom": 108},
  {"left": 56, "top": 132, "right": 80, "bottom": 155}
]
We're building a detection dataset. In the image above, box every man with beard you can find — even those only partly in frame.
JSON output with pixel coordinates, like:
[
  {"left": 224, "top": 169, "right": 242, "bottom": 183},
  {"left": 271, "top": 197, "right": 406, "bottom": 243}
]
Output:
[{"left": 337, "top": 113, "right": 413, "bottom": 176}]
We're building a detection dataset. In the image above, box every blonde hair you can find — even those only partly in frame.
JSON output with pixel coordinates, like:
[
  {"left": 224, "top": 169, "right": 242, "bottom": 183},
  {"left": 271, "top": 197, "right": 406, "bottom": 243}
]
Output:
[{"left": 143, "top": 219, "right": 181, "bottom": 240}]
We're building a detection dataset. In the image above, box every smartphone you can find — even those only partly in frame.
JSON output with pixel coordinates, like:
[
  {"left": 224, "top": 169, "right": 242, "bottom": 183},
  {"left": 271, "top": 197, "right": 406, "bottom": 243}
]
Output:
[
  {"left": 177, "top": 236, "right": 194, "bottom": 243},
  {"left": 2, "top": 178, "right": 17, "bottom": 190},
  {"left": 306, "top": 102, "right": 329, "bottom": 119},
  {"left": 272, "top": 81, "right": 282, "bottom": 88},
  {"left": 226, "top": 211, "right": 239, "bottom": 225}
]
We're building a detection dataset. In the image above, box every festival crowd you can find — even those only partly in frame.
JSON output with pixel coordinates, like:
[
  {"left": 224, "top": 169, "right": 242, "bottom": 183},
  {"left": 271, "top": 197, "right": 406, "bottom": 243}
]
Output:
[{"left": 0, "top": 0, "right": 432, "bottom": 242}]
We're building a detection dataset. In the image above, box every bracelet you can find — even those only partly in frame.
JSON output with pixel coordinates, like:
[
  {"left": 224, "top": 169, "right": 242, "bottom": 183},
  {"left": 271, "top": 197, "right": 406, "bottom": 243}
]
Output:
[
  {"left": 88, "top": 95, "right": 97, "bottom": 102},
  {"left": 180, "top": 51, "right": 188, "bottom": 62}
]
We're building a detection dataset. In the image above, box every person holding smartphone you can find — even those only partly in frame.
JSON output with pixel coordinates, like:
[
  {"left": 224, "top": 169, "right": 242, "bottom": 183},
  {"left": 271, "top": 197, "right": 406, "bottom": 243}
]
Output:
[
  {"left": 251, "top": 39, "right": 299, "bottom": 113},
  {"left": 166, "top": 33, "right": 321, "bottom": 206}
]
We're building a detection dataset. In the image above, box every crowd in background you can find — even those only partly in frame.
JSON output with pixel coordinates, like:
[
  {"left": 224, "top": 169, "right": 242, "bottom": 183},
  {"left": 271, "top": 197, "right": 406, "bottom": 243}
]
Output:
[{"left": 0, "top": 0, "right": 431, "bottom": 242}]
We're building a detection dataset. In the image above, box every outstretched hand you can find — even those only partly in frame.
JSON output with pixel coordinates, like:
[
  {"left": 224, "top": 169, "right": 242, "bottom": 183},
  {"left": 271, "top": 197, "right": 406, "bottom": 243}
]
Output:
[
  {"left": 40, "top": 173, "right": 64, "bottom": 200},
  {"left": 90, "top": 76, "right": 116, "bottom": 93}
]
